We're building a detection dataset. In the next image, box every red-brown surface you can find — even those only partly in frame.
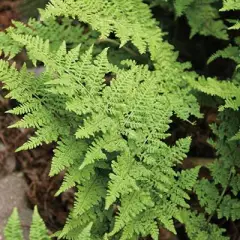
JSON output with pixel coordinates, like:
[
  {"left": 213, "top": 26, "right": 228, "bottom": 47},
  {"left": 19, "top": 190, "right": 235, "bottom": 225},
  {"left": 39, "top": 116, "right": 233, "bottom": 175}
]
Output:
[{"left": 0, "top": 0, "right": 20, "bottom": 30}]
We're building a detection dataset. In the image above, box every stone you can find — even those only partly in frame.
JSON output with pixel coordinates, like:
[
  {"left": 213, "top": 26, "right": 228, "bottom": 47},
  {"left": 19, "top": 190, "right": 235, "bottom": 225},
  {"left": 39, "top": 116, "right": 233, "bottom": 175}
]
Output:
[{"left": 0, "top": 173, "right": 32, "bottom": 239}]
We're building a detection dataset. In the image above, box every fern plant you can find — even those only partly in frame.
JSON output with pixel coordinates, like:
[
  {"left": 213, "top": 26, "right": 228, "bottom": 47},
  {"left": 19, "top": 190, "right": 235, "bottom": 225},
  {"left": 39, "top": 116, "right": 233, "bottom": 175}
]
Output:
[
  {"left": 147, "top": 0, "right": 228, "bottom": 40},
  {"left": 191, "top": 0, "right": 240, "bottom": 138},
  {"left": 188, "top": 1, "right": 240, "bottom": 237},
  {"left": 1, "top": 0, "right": 239, "bottom": 239},
  {"left": 4, "top": 207, "right": 50, "bottom": 240}
]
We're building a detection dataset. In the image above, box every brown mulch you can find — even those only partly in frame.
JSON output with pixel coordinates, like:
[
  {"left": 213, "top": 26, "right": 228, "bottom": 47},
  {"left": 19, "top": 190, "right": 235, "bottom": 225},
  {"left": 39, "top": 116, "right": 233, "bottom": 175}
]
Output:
[{"left": 0, "top": 0, "right": 20, "bottom": 31}]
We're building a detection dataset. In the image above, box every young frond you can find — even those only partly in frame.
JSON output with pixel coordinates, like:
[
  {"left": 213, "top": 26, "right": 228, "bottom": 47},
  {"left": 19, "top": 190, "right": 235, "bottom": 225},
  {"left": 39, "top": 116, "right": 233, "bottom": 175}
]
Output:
[
  {"left": 4, "top": 208, "right": 23, "bottom": 240},
  {"left": 30, "top": 206, "right": 50, "bottom": 240}
]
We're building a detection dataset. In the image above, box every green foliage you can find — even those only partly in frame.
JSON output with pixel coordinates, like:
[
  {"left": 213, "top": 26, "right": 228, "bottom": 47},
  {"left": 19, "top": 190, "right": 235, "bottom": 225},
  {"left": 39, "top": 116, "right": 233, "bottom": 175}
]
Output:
[
  {"left": 221, "top": 0, "right": 240, "bottom": 11},
  {"left": 190, "top": 2, "right": 240, "bottom": 139},
  {"left": 40, "top": 0, "right": 163, "bottom": 54},
  {"left": 2, "top": 0, "right": 240, "bottom": 239},
  {"left": 29, "top": 207, "right": 51, "bottom": 240},
  {"left": 178, "top": 210, "right": 228, "bottom": 240},
  {"left": 175, "top": 0, "right": 228, "bottom": 39},
  {"left": 4, "top": 208, "right": 24, "bottom": 240},
  {"left": 194, "top": 110, "right": 240, "bottom": 226},
  {"left": 4, "top": 207, "right": 50, "bottom": 240},
  {"left": 148, "top": 0, "right": 228, "bottom": 39}
]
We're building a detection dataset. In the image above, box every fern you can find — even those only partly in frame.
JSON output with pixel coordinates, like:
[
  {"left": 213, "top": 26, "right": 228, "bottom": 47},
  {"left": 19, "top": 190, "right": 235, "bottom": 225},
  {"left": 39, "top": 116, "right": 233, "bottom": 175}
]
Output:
[
  {"left": 2, "top": 0, "right": 239, "bottom": 239},
  {"left": 29, "top": 207, "right": 50, "bottom": 240},
  {"left": 4, "top": 208, "right": 24, "bottom": 240},
  {"left": 4, "top": 207, "right": 50, "bottom": 240},
  {"left": 194, "top": 110, "right": 240, "bottom": 226},
  {"left": 178, "top": 210, "right": 228, "bottom": 240},
  {"left": 148, "top": 0, "right": 228, "bottom": 40},
  {"left": 40, "top": 0, "right": 163, "bottom": 54},
  {"left": 1, "top": 30, "right": 200, "bottom": 238},
  {"left": 181, "top": 0, "right": 228, "bottom": 39},
  {"left": 221, "top": 0, "right": 240, "bottom": 11}
]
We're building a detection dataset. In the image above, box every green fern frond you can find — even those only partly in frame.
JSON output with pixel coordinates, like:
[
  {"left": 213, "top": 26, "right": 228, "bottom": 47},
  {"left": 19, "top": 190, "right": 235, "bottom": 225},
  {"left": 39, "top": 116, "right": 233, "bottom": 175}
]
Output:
[
  {"left": 217, "top": 195, "right": 240, "bottom": 221},
  {"left": 174, "top": 0, "right": 194, "bottom": 16},
  {"left": 229, "top": 20, "right": 240, "bottom": 30},
  {"left": 195, "top": 179, "right": 220, "bottom": 215},
  {"left": 0, "top": 32, "right": 22, "bottom": 58},
  {"left": 189, "top": 76, "right": 240, "bottom": 111},
  {"left": 41, "top": 0, "right": 163, "bottom": 54},
  {"left": 185, "top": 0, "right": 228, "bottom": 40},
  {"left": 109, "top": 191, "right": 154, "bottom": 236},
  {"left": 208, "top": 45, "right": 240, "bottom": 64},
  {"left": 229, "top": 173, "right": 240, "bottom": 195},
  {"left": 30, "top": 206, "right": 50, "bottom": 240},
  {"left": 178, "top": 210, "right": 228, "bottom": 240},
  {"left": 105, "top": 152, "right": 141, "bottom": 209},
  {"left": 50, "top": 137, "right": 87, "bottom": 176},
  {"left": 1, "top": 1, "right": 226, "bottom": 239},
  {"left": 56, "top": 163, "right": 96, "bottom": 195},
  {"left": 221, "top": 0, "right": 240, "bottom": 11},
  {"left": 4, "top": 208, "right": 24, "bottom": 240},
  {"left": 76, "top": 222, "right": 93, "bottom": 240},
  {"left": 73, "top": 175, "right": 107, "bottom": 217}
]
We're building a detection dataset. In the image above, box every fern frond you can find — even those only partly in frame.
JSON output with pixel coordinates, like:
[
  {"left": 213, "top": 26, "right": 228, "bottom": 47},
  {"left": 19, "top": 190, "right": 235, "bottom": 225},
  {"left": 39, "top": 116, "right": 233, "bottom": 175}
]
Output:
[
  {"left": 174, "top": 0, "right": 194, "bottom": 16},
  {"left": 105, "top": 152, "right": 141, "bottom": 209},
  {"left": 76, "top": 222, "right": 93, "bottom": 240},
  {"left": 109, "top": 191, "right": 154, "bottom": 236},
  {"left": 50, "top": 137, "right": 87, "bottom": 176},
  {"left": 0, "top": 32, "right": 22, "bottom": 58},
  {"left": 57, "top": 208, "right": 102, "bottom": 239},
  {"left": 73, "top": 175, "right": 107, "bottom": 217},
  {"left": 208, "top": 45, "right": 240, "bottom": 64},
  {"left": 4, "top": 208, "right": 24, "bottom": 240},
  {"left": 178, "top": 210, "right": 228, "bottom": 240},
  {"left": 41, "top": 0, "right": 163, "bottom": 54},
  {"left": 218, "top": 195, "right": 240, "bottom": 221},
  {"left": 221, "top": 0, "right": 240, "bottom": 11},
  {"left": 229, "top": 20, "right": 240, "bottom": 30},
  {"left": 30, "top": 206, "right": 50, "bottom": 240},
  {"left": 195, "top": 179, "right": 220, "bottom": 215},
  {"left": 121, "top": 209, "right": 159, "bottom": 240},
  {"left": 185, "top": 0, "right": 228, "bottom": 40},
  {"left": 229, "top": 173, "right": 240, "bottom": 195},
  {"left": 189, "top": 76, "right": 240, "bottom": 111}
]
